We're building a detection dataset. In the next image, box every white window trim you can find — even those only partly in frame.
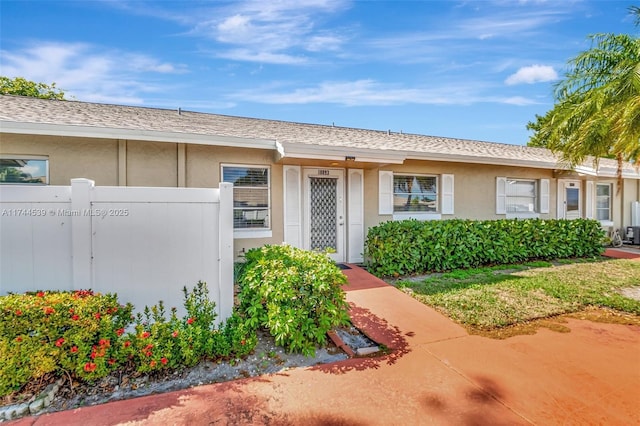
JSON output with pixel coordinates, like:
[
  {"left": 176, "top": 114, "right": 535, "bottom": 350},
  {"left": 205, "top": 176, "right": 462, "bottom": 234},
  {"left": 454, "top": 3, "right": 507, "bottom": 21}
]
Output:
[
  {"left": 497, "top": 177, "right": 548, "bottom": 218},
  {"left": 234, "top": 229, "right": 273, "bottom": 239},
  {"left": 0, "top": 155, "right": 49, "bottom": 185},
  {"left": 596, "top": 182, "right": 613, "bottom": 225},
  {"left": 393, "top": 212, "right": 442, "bottom": 221},
  {"left": 506, "top": 212, "right": 540, "bottom": 219},
  {"left": 221, "top": 163, "right": 272, "bottom": 239},
  {"left": 392, "top": 173, "right": 440, "bottom": 214}
]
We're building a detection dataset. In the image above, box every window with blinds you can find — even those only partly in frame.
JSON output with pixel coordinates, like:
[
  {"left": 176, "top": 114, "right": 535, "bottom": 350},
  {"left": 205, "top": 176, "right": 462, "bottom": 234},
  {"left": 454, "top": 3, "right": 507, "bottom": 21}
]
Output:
[{"left": 222, "top": 165, "right": 270, "bottom": 229}]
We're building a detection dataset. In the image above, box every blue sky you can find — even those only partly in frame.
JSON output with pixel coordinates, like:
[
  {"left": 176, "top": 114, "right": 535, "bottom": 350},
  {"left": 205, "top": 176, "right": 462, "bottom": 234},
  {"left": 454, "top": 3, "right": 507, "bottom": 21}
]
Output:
[{"left": 1, "top": 1, "right": 636, "bottom": 146}]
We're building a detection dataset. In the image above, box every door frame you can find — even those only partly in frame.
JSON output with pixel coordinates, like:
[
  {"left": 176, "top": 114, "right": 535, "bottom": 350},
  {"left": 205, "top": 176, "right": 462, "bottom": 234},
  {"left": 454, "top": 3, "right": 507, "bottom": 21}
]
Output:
[
  {"left": 557, "top": 179, "right": 582, "bottom": 219},
  {"left": 302, "top": 167, "right": 345, "bottom": 262}
]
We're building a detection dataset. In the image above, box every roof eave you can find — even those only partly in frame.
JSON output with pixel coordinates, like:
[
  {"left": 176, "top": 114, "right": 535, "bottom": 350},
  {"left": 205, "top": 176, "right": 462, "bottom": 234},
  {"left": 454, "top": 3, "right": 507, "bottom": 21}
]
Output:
[
  {"left": 276, "top": 141, "right": 406, "bottom": 164},
  {"left": 0, "top": 121, "right": 278, "bottom": 150},
  {"left": 406, "top": 152, "right": 560, "bottom": 170}
]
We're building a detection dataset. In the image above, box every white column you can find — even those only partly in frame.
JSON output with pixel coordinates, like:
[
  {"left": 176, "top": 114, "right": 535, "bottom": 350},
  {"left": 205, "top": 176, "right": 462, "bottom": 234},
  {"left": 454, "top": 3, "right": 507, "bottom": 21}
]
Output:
[
  {"left": 218, "top": 182, "right": 234, "bottom": 321},
  {"left": 70, "top": 178, "right": 95, "bottom": 290}
]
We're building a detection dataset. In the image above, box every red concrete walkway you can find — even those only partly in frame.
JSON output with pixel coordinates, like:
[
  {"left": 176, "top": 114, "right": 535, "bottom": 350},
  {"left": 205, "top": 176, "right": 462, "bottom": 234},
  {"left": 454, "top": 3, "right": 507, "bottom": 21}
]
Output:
[
  {"left": 10, "top": 263, "right": 640, "bottom": 425},
  {"left": 604, "top": 246, "right": 640, "bottom": 260}
]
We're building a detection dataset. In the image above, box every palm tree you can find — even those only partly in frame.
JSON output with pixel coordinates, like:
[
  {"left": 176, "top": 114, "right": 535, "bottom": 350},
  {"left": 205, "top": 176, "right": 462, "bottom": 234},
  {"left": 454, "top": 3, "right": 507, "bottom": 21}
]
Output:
[{"left": 527, "top": 6, "right": 640, "bottom": 191}]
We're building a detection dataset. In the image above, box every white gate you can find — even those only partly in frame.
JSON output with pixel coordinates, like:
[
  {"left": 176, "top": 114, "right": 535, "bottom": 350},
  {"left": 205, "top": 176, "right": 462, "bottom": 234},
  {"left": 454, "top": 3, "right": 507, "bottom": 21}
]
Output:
[{"left": 0, "top": 179, "right": 234, "bottom": 320}]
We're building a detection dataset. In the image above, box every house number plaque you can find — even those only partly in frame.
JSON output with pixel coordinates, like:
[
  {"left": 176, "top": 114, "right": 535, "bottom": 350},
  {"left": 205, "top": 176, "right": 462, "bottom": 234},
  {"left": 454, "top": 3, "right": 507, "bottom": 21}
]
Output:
[{"left": 318, "top": 169, "right": 330, "bottom": 176}]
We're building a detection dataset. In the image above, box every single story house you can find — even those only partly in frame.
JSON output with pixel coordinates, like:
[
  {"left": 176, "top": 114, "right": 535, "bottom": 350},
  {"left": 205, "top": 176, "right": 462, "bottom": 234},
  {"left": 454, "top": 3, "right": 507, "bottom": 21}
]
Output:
[{"left": 1, "top": 94, "right": 639, "bottom": 263}]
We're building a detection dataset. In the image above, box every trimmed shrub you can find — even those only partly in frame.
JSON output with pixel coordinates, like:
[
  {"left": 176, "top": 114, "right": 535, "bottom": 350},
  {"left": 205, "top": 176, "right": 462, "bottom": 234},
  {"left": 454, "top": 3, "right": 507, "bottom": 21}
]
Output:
[
  {"left": 364, "top": 218, "right": 605, "bottom": 277},
  {"left": 237, "top": 245, "right": 350, "bottom": 356}
]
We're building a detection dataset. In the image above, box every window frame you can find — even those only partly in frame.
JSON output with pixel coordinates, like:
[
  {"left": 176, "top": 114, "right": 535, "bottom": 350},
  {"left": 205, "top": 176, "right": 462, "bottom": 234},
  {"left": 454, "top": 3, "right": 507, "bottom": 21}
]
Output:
[
  {"left": 0, "top": 155, "right": 49, "bottom": 185},
  {"left": 391, "top": 173, "right": 442, "bottom": 220},
  {"left": 497, "top": 177, "right": 548, "bottom": 219},
  {"left": 221, "top": 164, "right": 272, "bottom": 239},
  {"left": 505, "top": 178, "right": 538, "bottom": 216},
  {"left": 596, "top": 182, "right": 612, "bottom": 222}
]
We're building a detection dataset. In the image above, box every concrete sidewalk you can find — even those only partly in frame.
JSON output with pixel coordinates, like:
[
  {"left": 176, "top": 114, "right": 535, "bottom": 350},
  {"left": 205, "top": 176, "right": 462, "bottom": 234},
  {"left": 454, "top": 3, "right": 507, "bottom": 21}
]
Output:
[{"left": 11, "top": 260, "right": 640, "bottom": 425}]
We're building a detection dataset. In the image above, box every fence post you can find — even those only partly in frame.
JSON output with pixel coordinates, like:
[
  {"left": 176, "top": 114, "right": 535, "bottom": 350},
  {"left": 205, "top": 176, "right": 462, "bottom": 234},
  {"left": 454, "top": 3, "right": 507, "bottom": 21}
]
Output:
[
  {"left": 218, "top": 182, "right": 234, "bottom": 321},
  {"left": 71, "top": 178, "right": 94, "bottom": 290}
]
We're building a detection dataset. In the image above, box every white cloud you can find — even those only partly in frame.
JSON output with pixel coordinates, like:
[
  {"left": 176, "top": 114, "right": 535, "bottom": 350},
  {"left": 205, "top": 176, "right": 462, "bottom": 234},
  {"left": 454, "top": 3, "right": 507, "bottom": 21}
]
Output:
[
  {"left": 505, "top": 65, "right": 558, "bottom": 85},
  {"left": 229, "top": 79, "right": 492, "bottom": 106},
  {"left": 217, "top": 49, "right": 308, "bottom": 65},
  {"left": 500, "top": 96, "right": 541, "bottom": 106},
  {"left": 192, "top": 0, "right": 349, "bottom": 64},
  {"left": 0, "top": 41, "right": 187, "bottom": 104}
]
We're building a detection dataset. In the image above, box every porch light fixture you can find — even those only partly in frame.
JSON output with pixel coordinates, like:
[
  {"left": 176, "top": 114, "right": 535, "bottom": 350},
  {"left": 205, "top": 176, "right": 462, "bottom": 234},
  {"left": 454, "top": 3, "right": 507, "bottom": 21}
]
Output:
[{"left": 345, "top": 156, "right": 356, "bottom": 161}]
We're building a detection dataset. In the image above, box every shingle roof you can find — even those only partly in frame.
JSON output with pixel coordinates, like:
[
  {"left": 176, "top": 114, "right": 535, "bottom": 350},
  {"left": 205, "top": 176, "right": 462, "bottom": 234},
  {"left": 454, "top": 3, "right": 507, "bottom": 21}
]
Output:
[{"left": 0, "top": 95, "right": 635, "bottom": 176}]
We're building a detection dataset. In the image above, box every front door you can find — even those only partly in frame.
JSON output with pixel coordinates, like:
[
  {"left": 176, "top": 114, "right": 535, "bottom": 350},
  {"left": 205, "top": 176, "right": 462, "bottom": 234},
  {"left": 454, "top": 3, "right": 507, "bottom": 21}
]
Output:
[
  {"left": 303, "top": 168, "right": 345, "bottom": 262},
  {"left": 560, "top": 180, "right": 581, "bottom": 219}
]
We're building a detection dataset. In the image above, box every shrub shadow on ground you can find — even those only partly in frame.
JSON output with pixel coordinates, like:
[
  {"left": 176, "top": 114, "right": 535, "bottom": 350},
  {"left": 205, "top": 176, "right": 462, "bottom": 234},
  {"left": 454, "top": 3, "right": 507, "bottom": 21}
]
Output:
[{"left": 312, "top": 303, "right": 412, "bottom": 374}]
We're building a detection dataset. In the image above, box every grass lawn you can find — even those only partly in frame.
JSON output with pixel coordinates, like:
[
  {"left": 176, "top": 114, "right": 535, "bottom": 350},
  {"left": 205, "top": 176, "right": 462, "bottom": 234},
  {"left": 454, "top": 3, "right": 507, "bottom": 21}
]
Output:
[{"left": 395, "top": 258, "right": 640, "bottom": 331}]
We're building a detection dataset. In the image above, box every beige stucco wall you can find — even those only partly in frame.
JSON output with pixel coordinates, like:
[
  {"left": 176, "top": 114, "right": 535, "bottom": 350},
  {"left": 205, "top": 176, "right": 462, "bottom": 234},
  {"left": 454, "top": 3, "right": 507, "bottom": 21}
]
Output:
[
  {"left": 126, "top": 141, "right": 177, "bottom": 187},
  {"left": 185, "top": 144, "right": 285, "bottom": 255},
  {"left": 0, "top": 134, "right": 286, "bottom": 257},
  {"left": 364, "top": 160, "right": 558, "bottom": 232},
  {"left": 3, "top": 132, "right": 639, "bottom": 258},
  {"left": 1, "top": 134, "right": 119, "bottom": 185}
]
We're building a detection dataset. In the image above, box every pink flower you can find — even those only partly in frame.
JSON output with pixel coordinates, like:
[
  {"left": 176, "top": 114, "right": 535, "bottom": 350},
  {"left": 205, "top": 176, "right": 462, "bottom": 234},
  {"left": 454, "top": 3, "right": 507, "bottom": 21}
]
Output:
[
  {"left": 161, "top": 357, "right": 168, "bottom": 365},
  {"left": 36, "top": 291, "right": 45, "bottom": 298},
  {"left": 123, "top": 341, "right": 131, "bottom": 348},
  {"left": 141, "top": 331, "right": 150, "bottom": 339},
  {"left": 15, "top": 309, "right": 22, "bottom": 316},
  {"left": 71, "top": 314, "right": 80, "bottom": 321},
  {"left": 171, "top": 330, "right": 179, "bottom": 338},
  {"left": 187, "top": 317, "right": 195, "bottom": 325},
  {"left": 55, "top": 338, "right": 65, "bottom": 347},
  {"left": 70, "top": 346, "right": 78, "bottom": 353},
  {"left": 84, "top": 362, "right": 96, "bottom": 373},
  {"left": 116, "top": 328, "right": 125, "bottom": 336},
  {"left": 43, "top": 306, "right": 55, "bottom": 315}
]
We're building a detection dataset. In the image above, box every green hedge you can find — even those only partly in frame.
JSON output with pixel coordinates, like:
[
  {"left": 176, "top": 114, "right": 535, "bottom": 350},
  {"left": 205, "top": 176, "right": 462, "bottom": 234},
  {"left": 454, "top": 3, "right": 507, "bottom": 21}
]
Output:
[{"left": 364, "top": 218, "right": 605, "bottom": 277}]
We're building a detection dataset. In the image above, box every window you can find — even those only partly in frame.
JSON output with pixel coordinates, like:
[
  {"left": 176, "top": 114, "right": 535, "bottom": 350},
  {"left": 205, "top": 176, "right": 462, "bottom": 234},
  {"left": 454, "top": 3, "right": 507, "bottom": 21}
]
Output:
[
  {"left": 0, "top": 157, "right": 48, "bottom": 184},
  {"left": 221, "top": 165, "right": 270, "bottom": 229},
  {"left": 497, "top": 177, "right": 549, "bottom": 216},
  {"left": 393, "top": 174, "right": 437, "bottom": 212},
  {"left": 596, "top": 183, "right": 611, "bottom": 221},
  {"left": 505, "top": 179, "right": 537, "bottom": 213}
]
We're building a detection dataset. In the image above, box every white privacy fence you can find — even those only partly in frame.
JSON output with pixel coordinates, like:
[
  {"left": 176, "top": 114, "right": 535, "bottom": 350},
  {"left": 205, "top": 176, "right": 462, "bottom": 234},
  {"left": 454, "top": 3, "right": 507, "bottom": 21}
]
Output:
[{"left": 0, "top": 179, "right": 234, "bottom": 321}]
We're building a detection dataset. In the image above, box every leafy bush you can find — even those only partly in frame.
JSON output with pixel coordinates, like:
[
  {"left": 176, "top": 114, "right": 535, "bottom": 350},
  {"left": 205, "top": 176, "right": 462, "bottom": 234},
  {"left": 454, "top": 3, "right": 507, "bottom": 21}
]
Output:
[
  {"left": 237, "top": 245, "right": 350, "bottom": 356},
  {"left": 126, "top": 282, "right": 257, "bottom": 372},
  {"left": 365, "top": 218, "right": 605, "bottom": 277},
  {"left": 0, "top": 290, "right": 133, "bottom": 395},
  {"left": 0, "top": 282, "right": 257, "bottom": 397}
]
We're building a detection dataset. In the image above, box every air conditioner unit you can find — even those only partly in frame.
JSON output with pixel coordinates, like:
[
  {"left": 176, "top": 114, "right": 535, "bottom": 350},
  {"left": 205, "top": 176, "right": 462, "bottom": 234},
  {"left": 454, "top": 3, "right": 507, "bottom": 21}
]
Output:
[
  {"left": 626, "top": 226, "right": 640, "bottom": 245},
  {"left": 632, "top": 201, "right": 640, "bottom": 227}
]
